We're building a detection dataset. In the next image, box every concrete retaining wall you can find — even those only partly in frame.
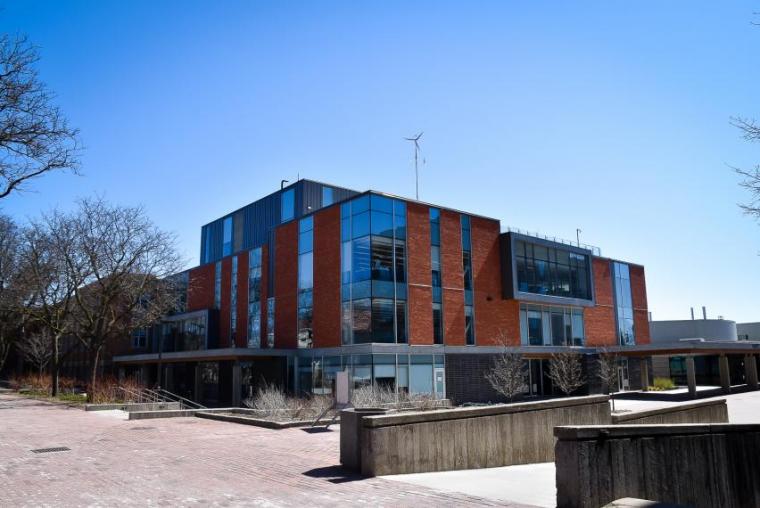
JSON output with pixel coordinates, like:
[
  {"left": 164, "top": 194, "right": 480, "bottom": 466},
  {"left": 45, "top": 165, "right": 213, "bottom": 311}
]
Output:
[
  {"left": 128, "top": 407, "right": 234, "bottom": 420},
  {"left": 346, "top": 395, "right": 611, "bottom": 476},
  {"left": 611, "top": 399, "right": 728, "bottom": 424},
  {"left": 85, "top": 402, "right": 181, "bottom": 412},
  {"left": 555, "top": 424, "right": 760, "bottom": 508}
]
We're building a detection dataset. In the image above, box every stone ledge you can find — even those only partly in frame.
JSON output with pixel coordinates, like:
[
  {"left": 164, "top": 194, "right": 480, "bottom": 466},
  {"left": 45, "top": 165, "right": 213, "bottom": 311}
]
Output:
[
  {"left": 362, "top": 395, "right": 610, "bottom": 428},
  {"left": 611, "top": 398, "right": 726, "bottom": 423},
  {"left": 555, "top": 423, "right": 760, "bottom": 441}
]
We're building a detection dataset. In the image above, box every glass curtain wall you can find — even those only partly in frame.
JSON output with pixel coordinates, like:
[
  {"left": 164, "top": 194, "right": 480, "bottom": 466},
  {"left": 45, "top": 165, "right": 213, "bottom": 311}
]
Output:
[
  {"left": 214, "top": 261, "right": 222, "bottom": 309},
  {"left": 515, "top": 240, "right": 591, "bottom": 300},
  {"left": 222, "top": 216, "right": 232, "bottom": 257},
  {"left": 297, "top": 353, "right": 445, "bottom": 398},
  {"left": 613, "top": 262, "right": 635, "bottom": 345},
  {"left": 519, "top": 303, "right": 585, "bottom": 346},
  {"left": 461, "top": 215, "right": 475, "bottom": 345},
  {"left": 340, "top": 194, "right": 407, "bottom": 344},
  {"left": 160, "top": 314, "right": 208, "bottom": 352},
  {"left": 230, "top": 256, "right": 238, "bottom": 345},
  {"left": 247, "top": 247, "right": 262, "bottom": 347},
  {"left": 281, "top": 188, "right": 295, "bottom": 222},
  {"left": 266, "top": 297, "right": 275, "bottom": 348},
  {"left": 430, "top": 208, "right": 443, "bottom": 344},
  {"left": 297, "top": 216, "right": 314, "bottom": 348}
]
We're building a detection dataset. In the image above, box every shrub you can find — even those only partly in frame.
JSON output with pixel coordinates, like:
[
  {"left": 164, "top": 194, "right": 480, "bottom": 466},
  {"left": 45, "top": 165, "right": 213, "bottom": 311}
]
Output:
[{"left": 649, "top": 377, "right": 676, "bottom": 391}]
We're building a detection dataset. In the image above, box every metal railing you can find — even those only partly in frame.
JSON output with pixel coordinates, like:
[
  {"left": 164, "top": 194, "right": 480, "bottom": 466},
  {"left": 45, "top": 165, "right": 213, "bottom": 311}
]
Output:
[
  {"left": 118, "top": 386, "right": 206, "bottom": 410},
  {"left": 502, "top": 226, "right": 602, "bottom": 256}
]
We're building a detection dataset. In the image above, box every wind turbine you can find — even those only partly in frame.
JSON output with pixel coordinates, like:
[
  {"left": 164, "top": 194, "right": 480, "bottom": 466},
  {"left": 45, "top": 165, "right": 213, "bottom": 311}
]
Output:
[{"left": 404, "top": 132, "right": 423, "bottom": 200}]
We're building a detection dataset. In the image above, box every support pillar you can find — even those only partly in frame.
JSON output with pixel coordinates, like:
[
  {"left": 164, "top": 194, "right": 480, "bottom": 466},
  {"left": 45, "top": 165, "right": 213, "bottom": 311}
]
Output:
[
  {"left": 719, "top": 355, "right": 731, "bottom": 394},
  {"left": 640, "top": 358, "right": 650, "bottom": 392},
  {"left": 745, "top": 355, "right": 759, "bottom": 390},
  {"left": 686, "top": 356, "right": 697, "bottom": 399},
  {"left": 232, "top": 361, "right": 242, "bottom": 407},
  {"left": 194, "top": 363, "right": 203, "bottom": 403}
]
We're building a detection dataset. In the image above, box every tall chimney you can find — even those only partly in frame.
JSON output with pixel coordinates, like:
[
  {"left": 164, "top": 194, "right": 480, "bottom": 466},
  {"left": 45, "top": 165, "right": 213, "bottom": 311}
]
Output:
[
  {"left": 702, "top": 306, "right": 707, "bottom": 320},
  {"left": 690, "top": 307, "right": 695, "bottom": 320}
]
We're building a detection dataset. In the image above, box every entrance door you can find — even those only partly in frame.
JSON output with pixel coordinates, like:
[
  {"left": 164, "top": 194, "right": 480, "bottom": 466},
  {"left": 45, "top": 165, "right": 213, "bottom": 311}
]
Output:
[
  {"left": 434, "top": 368, "right": 445, "bottom": 399},
  {"left": 617, "top": 360, "right": 630, "bottom": 391}
]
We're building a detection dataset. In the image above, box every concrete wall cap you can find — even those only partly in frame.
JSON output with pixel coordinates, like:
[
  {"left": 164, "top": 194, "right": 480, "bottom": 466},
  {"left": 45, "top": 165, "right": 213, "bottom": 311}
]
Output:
[
  {"left": 362, "top": 395, "right": 609, "bottom": 428},
  {"left": 555, "top": 423, "right": 760, "bottom": 440},
  {"left": 610, "top": 399, "right": 726, "bottom": 423}
]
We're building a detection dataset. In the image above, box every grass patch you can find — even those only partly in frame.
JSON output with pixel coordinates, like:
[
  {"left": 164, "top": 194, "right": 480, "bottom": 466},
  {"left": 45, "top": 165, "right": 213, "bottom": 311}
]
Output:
[{"left": 648, "top": 377, "right": 677, "bottom": 391}]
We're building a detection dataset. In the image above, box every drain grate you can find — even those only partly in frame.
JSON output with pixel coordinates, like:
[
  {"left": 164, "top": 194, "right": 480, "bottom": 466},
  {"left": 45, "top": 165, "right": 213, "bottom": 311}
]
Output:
[{"left": 31, "top": 446, "right": 70, "bottom": 454}]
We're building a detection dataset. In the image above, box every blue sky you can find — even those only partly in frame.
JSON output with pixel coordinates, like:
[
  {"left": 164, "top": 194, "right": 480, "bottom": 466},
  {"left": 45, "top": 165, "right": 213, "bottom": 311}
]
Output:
[{"left": 1, "top": 1, "right": 759, "bottom": 322}]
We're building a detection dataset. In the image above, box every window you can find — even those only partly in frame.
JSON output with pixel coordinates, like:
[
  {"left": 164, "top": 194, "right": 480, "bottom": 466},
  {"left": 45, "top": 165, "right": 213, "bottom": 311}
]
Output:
[
  {"left": 298, "top": 217, "right": 314, "bottom": 348},
  {"left": 203, "top": 226, "right": 213, "bottom": 264},
  {"left": 461, "top": 215, "right": 474, "bottom": 306},
  {"left": 462, "top": 215, "right": 475, "bottom": 340},
  {"left": 432, "top": 303, "right": 443, "bottom": 344},
  {"left": 340, "top": 194, "right": 407, "bottom": 344},
  {"left": 281, "top": 188, "right": 295, "bottom": 222},
  {"left": 266, "top": 297, "right": 275, "bottom": 348},
  {"left": 222, "top": 217, "right": 233, "bottom": 257},
  {"left": 132, "top": 328, "right": 147, "bottom": 349},
  {"left": 248, "top": 248, "right": 262, "bottom": 347},
  {"left": 613, "top": 262, "right": 635, "bottom": 345},
  {"left": 230, "top": 256, "right": 238, "bottom": 345},
  {"left": 322, "top": 186, "right": 334, "bottom": 206},
  {"left": 519, "top": 303, "right": 585, "bottom": 346},
  {"left": 214, "top": 261, "right": 222, "bottom": 309},
  {"left": 465, "top": 305, "right": 475, "bottom": 345},
  {"left": 514, "top": 240, "right": 592, "bottom": 300}
]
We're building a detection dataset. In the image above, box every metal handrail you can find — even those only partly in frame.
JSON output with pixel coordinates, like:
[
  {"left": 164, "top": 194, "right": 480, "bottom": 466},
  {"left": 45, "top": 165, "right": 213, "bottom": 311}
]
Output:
[
  {"left": 155, "top": 388, "right": 206, "bottom": 410},
  {"left": 502, "top": 226, "right": 602, "bottom": 256}
]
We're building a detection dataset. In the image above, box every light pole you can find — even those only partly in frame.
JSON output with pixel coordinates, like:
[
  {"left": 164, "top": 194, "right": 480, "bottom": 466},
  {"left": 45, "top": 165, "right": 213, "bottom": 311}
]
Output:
[{"left": 576, "top": 228, "right": 582, "bottom": 247}]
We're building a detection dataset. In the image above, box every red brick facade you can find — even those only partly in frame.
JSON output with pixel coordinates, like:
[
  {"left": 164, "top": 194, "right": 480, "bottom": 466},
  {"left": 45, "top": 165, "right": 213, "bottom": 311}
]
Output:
[
  {"left": 274, "top": 221, "right": 298, "bottom": 349},
  {"left": 406, "top": 203, "right": 433, "bottom": 345},
  {"left": 440, "top": 210, "right": 465, "bottom": 345},
  {"left": 584, "top": 257, "right": 616, "bottom": 346},
  {"left": 312, "top": 206, "right": 341, "bottom": 348},
  {"left": 187, "top": 262, "right": 215, "bottom": 312},
  {"left": 630, "top": 264, "right": 651, "bottom": 345},
  {"left": 177, "top": 194, "right": 649, "bottom": 353},
  {"left": 470, "top": 217, "right": 521, "bottom": 345}
]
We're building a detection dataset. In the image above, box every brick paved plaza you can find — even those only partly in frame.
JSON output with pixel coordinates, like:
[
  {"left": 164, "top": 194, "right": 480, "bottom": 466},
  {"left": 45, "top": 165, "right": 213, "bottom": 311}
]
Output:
[{"left": 0, "top": 392, "right": 536, "bottom": 507}]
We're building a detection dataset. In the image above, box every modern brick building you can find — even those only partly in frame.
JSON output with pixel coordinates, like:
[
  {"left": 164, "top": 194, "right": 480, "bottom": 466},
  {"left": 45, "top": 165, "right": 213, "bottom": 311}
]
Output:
[{"left": 114, "top": 179, "right": 654, "bottom": 406}]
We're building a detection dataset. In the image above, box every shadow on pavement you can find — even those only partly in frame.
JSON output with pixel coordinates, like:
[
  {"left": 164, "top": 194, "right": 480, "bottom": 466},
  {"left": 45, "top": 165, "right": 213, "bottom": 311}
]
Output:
[{"left": 302, "top": 465, "right": 365, "bottom": 484}]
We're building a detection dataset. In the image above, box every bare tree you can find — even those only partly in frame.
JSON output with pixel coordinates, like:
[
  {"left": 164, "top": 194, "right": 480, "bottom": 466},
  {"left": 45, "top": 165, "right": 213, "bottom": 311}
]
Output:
[
  {"left": 484, "top": 331, "right": 526, "bottom": 402},
  {"left": 548, "top": 352, "right": 586, "bottom": 396},
  {"left": 18, "top": 330, "right": 52, "bottom": 376},
  {"left": 59, "top": 198, "right": 184, "bottom": 401},
  {"left": 596, "top": 348, "right": 620, "bottom": 412},
  {"left": 0, "top": 35, "right": 80, "bottom": 199},
  {"left": 20, "top": 214, "right": 80, "bottom": 395},
  {"left": 0, "top": 215, "right": 29, "bottom": 375}
]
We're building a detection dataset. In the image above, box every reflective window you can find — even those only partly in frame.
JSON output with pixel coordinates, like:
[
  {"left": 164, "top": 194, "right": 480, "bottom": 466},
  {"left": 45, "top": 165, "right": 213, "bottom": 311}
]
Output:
[
  {"left": 248, "top": 248, "right": 262, "bottom": 347},
  {"left": 230, "top": 256, "right": 238, "bottom": 345},
  {"left": 266, "top": 297, "right": 275, "bottom": 348},
  {"left": 430, "top": 208, "right": 442, "bottom": 305},
  {"left": 214, "top": 261, "right": 222, "bottom": 309},
  {"left": 161, "top": 314, "right": 208, "bottom": 352},
  {"left": 519, "top": 303, "right": 585, "bottom": 346},
  {"left": 515, "top": 240, "right": 592, "bottom": 300},
  {"left": 340, "top": 194, "right": 408, "bottom": 344},
  {"left": 281, "top": 188, "right": 295, "bottom": 222},
  {"left": 613, "top": 262, "right": 635, "bottom": 345},
  {"left": 298, "top": 217, "right": 314, "bottom": 348},
  {"left": 465, "top": 305, "right": 475, "bottom": 345}
]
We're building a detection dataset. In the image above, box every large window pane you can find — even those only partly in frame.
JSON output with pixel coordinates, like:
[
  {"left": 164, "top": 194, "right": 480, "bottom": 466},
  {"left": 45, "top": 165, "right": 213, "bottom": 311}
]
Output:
[
  {"left": 528, "top": 310, "right": 543, "bottom": 345},
  {"left": 371, "top": 298, "right": 395, "bottom": 343},
  {"left": 433, "top": 303, "right": 443, "bottom": 344},
  {"left": 410, "top": 356, "right": 433, "bottom": 394},
  {"left": 322, "top": 186, "right": 334, "bottom": 206},
  {"left": 371, "top": 210, "right": 393, "bottom": 237},
  {"left": 370, "top": 236, "right": 394, "bottom": 281},
  {"left": 352, "top": 211, "right": 370, "bottom": 238},
  {"left": 352, "top": 236, "right": 371, "bottom": 282},
  {"left": 514, "top": 240, "right": 592, "bottom": 300}
]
